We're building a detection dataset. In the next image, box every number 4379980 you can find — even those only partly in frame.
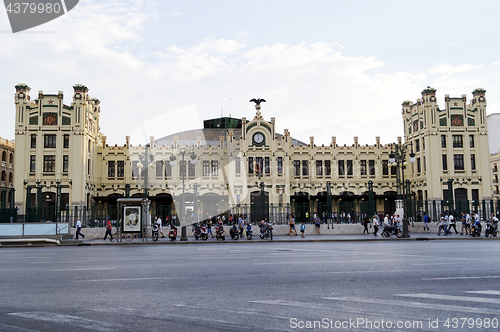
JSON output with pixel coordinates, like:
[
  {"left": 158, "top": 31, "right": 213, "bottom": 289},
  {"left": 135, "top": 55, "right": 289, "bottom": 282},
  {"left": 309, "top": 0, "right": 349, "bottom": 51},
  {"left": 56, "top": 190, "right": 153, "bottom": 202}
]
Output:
[{"left": 5, "top": 2, "right": 62, "bottom": 14}]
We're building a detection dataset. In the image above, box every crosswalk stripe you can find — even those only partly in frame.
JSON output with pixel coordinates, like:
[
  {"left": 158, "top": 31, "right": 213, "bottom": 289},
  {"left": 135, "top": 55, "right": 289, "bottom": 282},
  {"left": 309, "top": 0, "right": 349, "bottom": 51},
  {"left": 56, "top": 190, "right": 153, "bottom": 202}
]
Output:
[
  {"left": 422, "top": 276, "right": 500, "bottom": 280},
  {"left": 324, "top": 297, "right": 500, "bottom": 315},
  {"left": 396, "top": 293, "right": 500, "bottom": 304},
  {"left": 467, "top": 290, "right": 500, "bottom": 296}
]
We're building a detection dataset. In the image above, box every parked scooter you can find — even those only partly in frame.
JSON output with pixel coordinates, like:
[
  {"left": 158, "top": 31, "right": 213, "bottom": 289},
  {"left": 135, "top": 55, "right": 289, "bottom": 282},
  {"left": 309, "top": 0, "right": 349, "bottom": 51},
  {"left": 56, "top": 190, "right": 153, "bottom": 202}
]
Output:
[
  {"left": 192, "top": 223, "right": 209, "bottom": 241},
  {"left": 229, "top": 224, "right": 239, "bottom": 240},
  {"left": 258, "top": 221, "right": 273, "bottom": 240},
  {"left": 215, "top": 223, "right": 225, "bottom": 241},
  {"left": 381, "top": 223, "right": 402, "bottom": 238},
  {"left": 471, "top": 220, "right": 482, "bottom": 237},
  {"left": 485, "top": 219, "right": 498, "bottom": 237},
  {"left": 245, "top": 223, "right": 253, "bottom": 240},
  {"left": 168, "top": 225, "right": 177, "bottom": 241},
  {"left": 152, "top": 222, "right": 159, "bottom": 241}
]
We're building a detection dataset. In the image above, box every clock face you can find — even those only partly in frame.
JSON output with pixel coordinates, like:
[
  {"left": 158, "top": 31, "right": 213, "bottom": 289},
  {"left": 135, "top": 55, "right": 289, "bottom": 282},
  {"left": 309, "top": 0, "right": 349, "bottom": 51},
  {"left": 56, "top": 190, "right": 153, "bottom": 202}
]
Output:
[{"left": 253, "top": 132, "right": 264, "bottom": 144}]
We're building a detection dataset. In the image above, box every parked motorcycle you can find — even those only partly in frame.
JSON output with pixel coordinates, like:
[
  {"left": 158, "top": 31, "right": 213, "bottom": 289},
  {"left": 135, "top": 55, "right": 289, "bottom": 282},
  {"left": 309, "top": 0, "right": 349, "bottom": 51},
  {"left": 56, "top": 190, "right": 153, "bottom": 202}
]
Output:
[
  {"left": 485, "top": 219, "right": 498, "bottom": 237},
  {"left": 152, "top": 222, "right": 159, "bottom": 241},
  {"left": 192, "top": 223, "right": 209, "bottom": 241},
  {"left": 258, "top": 222, "right": 273, "bottom": 240},
  {"left": 229, "top": 224, "right": 239, "bottom": 240},
  {"left": 381, "top": 224, "right": 402, "bottom": 238},
  {"left": 245, "top": 223, "right": 253, "bottom": 240},
  {"left": 471, "top": 221, "right": 482, "bottom": 237},
  {"left": 168, "top": 225, "right": 177, "bottom": 241},
  {"left": 215, "top": 224, "right": 225, "bottom": 241}
]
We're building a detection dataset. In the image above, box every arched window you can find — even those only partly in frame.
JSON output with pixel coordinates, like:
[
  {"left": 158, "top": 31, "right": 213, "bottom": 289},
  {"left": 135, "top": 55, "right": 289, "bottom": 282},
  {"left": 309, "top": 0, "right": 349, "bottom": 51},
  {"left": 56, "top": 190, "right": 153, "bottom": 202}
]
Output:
[
  {"left": 9, "top": 172, "right": 13, "bottom": 183},
  {"left": 1, "top": 170, "right": 5, "bottom": 181},
  {"left": 2, "top": 151, "right": 6, "bottom": 162},
  {"left": 9, "top": 153, "right": 13, "bottom": 164}
]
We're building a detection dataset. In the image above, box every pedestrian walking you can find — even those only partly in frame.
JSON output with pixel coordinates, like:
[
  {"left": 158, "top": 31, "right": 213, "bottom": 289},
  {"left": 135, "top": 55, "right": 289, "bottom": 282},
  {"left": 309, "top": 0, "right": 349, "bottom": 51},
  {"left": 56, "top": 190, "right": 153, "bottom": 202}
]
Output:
[
  {"left": 300, "top": 222, "right": 306, "bottom": 238},
  {"left": 103, "top": 219, "right": 113, "bottom": 241},
  {"left": 372, "top": 214, "right": 379, "bottom": 236},
  {"left": 238, "top": 214, "right": 244, "bottom": 238},
  {"left": 314, "top": 216, "right": 321, "bottom": 235},
  {"left": 423, "top": 212, "right": 430, "bottom": 233},
  {"left": 207, "top": 218, "right": 214, "bottom": 238},
  {"left": 289, "top": 214, "right": 297, "bottom": 236},
  {"left": 155, "top": 216, "right": 165, "bottom": 238},
  {"left": 75, "top": 219, "right": 85, "bottom": 239},
  {"left": 362, "top": 215, "right": 370, "bottom": 235},
  {"left": 448, "top": 212, "right": 458, "bottom": 234}
]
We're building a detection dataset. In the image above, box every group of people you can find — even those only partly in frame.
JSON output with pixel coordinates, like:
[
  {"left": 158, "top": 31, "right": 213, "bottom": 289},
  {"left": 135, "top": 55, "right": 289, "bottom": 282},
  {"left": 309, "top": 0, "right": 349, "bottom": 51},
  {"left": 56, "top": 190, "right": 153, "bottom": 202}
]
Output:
[
  {"left": 432, "top": 211, "right": 499, "bottom": 236},
  {"left": 363, "top": 213, "right": 402, "bottom": 236}
]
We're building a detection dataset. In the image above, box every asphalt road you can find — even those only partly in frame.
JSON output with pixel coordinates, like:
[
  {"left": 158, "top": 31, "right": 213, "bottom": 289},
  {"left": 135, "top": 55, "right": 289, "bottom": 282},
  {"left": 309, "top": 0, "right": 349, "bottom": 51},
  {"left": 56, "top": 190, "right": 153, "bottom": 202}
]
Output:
[{"left": 1, "top": 240, "right": 500, "bottom": 332}]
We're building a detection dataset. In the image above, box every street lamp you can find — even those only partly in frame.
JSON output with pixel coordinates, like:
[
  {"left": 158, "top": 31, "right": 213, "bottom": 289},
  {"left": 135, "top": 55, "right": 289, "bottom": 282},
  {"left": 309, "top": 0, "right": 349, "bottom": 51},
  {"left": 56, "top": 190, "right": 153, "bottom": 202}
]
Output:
[
  {"left": 136, "top": 144, "right": 155, "bottom": 199},
  {"left": 389, "top": 142, "right": 415, "bottom": 237},
  {"left": 169, "top": 147, "right": 197, "bottom": 241}
]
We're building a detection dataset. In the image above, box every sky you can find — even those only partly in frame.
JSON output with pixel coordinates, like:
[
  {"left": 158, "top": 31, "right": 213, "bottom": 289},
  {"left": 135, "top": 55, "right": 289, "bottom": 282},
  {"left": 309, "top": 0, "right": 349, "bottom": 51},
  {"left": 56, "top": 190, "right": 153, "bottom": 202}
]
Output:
[{"left": 1, "top": 0, "right": 500, "bottom": 146}]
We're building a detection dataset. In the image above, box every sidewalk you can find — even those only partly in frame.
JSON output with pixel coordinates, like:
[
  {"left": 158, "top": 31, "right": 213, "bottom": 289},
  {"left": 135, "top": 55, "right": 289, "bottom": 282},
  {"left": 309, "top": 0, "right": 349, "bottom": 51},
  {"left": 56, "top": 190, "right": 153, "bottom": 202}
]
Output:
[{"left": 64, "top": 231, "right": 499, "bottom": 246}]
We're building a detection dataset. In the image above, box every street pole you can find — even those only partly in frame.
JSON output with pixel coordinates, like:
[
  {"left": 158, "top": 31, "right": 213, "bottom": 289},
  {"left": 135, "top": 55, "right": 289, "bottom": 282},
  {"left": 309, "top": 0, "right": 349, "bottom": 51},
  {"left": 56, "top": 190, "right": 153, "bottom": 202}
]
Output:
[{"left": 181, "top": 151, "right": 187, "bottom": 241}]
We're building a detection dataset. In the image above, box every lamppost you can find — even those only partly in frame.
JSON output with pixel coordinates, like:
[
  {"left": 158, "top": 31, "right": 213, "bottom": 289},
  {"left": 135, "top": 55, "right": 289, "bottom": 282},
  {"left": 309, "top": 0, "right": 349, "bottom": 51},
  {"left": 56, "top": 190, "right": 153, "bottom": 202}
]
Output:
[
  {"left": 169, "top": 147, "right": 197, "bottom": 241},
  {"left": 136, "top": 143, "right": 155, "bottom": 199},
  {"left": 389, "top": 142, "right": 415, "bottom": 237}
]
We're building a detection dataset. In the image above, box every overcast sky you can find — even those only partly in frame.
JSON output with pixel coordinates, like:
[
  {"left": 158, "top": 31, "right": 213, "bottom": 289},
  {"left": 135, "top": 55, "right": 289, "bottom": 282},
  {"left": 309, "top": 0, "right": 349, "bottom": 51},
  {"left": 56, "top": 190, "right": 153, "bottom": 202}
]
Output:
[{"left": 1, "top": 0, "right": 500, "bottom": 146}]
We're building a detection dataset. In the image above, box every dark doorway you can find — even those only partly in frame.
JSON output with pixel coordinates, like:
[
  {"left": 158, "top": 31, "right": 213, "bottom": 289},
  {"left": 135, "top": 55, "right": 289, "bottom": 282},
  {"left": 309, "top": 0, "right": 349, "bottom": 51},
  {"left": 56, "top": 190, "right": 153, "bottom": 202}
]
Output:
[{"left": 251, "top": 190, "right": 269, "bottom": 223}]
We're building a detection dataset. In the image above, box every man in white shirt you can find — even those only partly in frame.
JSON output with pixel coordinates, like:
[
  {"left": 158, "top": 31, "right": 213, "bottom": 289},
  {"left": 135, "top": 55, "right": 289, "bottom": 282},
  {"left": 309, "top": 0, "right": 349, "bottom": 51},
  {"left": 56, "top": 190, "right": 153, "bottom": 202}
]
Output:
[{"left": 75, "top": 219, "right": 85, "bottom": 239}]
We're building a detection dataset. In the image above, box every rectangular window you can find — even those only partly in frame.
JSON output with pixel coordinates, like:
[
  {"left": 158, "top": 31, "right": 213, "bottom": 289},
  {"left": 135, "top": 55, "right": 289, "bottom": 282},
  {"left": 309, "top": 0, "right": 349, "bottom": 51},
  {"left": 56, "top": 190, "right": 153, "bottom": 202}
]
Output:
[
  {"left": 417, "top": 158, "right": 421, "bottom": 173},
  {"left": 44, "top": 134, "right": 56, "bottom": 148},
  {"left": 441, "top": 135, "right": 446, "bottom": 148},
  {"left": 63, "top": 155, "right": 69, "bottom": 173},
  {"left": 293, "top": 160, "right": 300, "bottom": 176},
  {"left": 108, "top": 160, "right": 115, "bottom": 177},
  {"left": 277, "top": 157, "right": 283, "bottom": 174},
  {"left": 164, "top": 162, "right": 172, "bottom": 177},
  {"left": 30, "top": 155, "right": 36, "bottom": 172},
  {"left": 472, "top": 189, "right": 479, "bottom": 202},
  {"left": 338, "top": 160, "right": 345, "bottom": 176},
  {"left": 471, "top": 154, "right": 476, "bottom": 171},
  {"left": 316, "top": 160, "right": 323, "bottom": 176},
  {"left": 179, "top": 160, "right": 186, "bottom": 177},
  {"left": 44, "top": 155, "right": 55, "bottom": 172},
  {"left": 442, "top": 154, "right": 448, "bottom": 171},
  {"left": 453, "top": 135, "right": 463, "bottom": 148},
  {"left": 248, "top": 157, "right": 254, "bottom": 174},
  {"left": 422, "top": 139, "right": 425, "bottom": 151},
  {"left": 325, "top": 160, "right": 331, "bottom": 176},
  {"left": 390, "top": 162, "right": 397, "bottom": 176},
  {"left": 156, "top": 161, "right": 163, "bottom": 177},
  {"left": 203, "top": 161, "right": 210, "bottom": 177},
  {"left": 265, "top": 157, "right": 270, "bottom": 174},
  {"left": 423, "top": 156, "right": 426, "bottom": 172},
  {"left": 63, "top": 134, "right": 69, "bottom": 149},
  {"left": 31, "top": 134, "right": 36, "bottom": 148},
  {"left": 211, "top": 160, "right": 218, "bottom": 176},
  {"left": 369, "top": 160, "right": 375, "bottom": 176},
  {"left": 360, "top": 160, "right": 367, "bottom": 176},
  {"left": 302, "top": 160, "right": 309, "bottom": 176},
  {"left": 415, "top": 139, "right": 420, "bottom": 152},
  {"left": 117, "top": 161, "right": 124, "bottom": 177},
  {"left": 235, "top": 157, "right": 241, "bottom": 174},
  {"left": 454, "top": 154, "right": 464, "bottom": 170},
  {"left": 346, "top": 160, "right": 353, "bottom": 176},
  {"left": 382, "top": 160, "right": 389, "bottom": 176},
  {"left": 255, "top": 157, "right": 263, "bottom": 174},
  {"left": 132, "top": 161, "right": 139, "bottom": 177},
  {"left": 188, "top": 161, "right": 195, "bottom": 177},
  {"left": 470, "top": 135, "right": 475, "bottom": 148},
  {"left": 88, "top": 158, "right": 90, "bottom": 175}
]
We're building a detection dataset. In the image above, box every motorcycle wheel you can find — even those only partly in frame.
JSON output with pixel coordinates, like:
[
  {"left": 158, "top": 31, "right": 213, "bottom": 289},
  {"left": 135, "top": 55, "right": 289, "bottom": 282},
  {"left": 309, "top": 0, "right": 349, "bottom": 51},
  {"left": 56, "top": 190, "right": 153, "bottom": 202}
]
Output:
[
  {"left": 396, "top": 231, "right": 403, "bottom": 238},
  {"left": 270, "top": 230, "right": 273, "bottom": 240},
  {"left": 233, "top": 234, "right": 239, "bottom": 240},
  {"left": 152, "top": 233, "right": 159, "bottom": 241},
  {"left": 222, "top": 236, "right": 225, "bottom": 241},
  {"left": 194, "top": 235, "right": 199, "bottom": 240},
  {"left": 170, "top": 237, "right": 176, "bottom": 241},
  {"left": 485, "top": 232, "right": 489, "bottom": 238},
  {"left": 247, "top": 234, "right": 252, "bottom": 240},
  {"left": 493, "top": 232, "right": 497, "bottom": 237},
  {"left": 202, "top": 234, "right": 208, "bottom": 241},
  {"left": 260, "top": 234, "right": 264, "bottom": 239}
]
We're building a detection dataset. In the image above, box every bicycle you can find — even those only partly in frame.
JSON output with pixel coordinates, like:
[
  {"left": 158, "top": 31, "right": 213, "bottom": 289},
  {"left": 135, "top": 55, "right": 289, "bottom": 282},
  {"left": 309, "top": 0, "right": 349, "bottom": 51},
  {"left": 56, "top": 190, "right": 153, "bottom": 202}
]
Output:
[{"left": 108, "top": 231, "right": 134, "bottom": 242}]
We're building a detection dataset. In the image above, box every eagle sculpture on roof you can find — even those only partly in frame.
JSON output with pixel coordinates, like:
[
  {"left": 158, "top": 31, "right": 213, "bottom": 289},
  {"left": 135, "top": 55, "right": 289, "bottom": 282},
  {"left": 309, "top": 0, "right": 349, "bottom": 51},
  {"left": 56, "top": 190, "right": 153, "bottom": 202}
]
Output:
[{"left": 249, "top": 98, "right": 266, "bottom": 105}]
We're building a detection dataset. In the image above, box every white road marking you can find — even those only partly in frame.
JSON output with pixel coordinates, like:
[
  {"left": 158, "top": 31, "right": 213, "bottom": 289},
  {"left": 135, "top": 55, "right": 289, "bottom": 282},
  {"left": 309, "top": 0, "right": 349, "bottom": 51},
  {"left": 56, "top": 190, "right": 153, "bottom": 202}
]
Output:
[
  {"left": 324, "top": 297, "right": 500, "bottom": 315},
  {"left": 422, "top": 276, "right": 500, "bottom": 280},
  {"left": 173, "top": 304, "right": 289, "bottom": 320},
  {"left": 411, "top": 263, "right": 458, "bottom": 266},
  {"left": 396, "top": 293, "right": 500, "bottom": 304},
  {"left": 53, "top": 268, "right": 116, "bottom": 271},
  {"left": 7, "top": 312, "right": 117, "bottom": 332},
  {"left": 467, "top": 290, "right": 500, "bottom": 296},
  {"left": 83, "top": 277, "right": 182, "bottom": 282},
  {"left": 7, "top": 257, "right": 52, "bottom": 259}
]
